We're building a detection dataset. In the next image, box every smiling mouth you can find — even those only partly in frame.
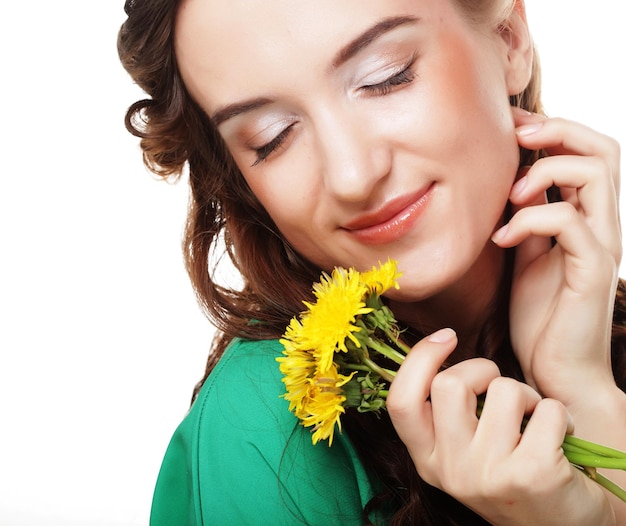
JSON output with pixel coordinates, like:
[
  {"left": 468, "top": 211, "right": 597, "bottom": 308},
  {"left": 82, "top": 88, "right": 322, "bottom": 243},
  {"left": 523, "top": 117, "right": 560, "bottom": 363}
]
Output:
[{"left": 342, "top": 183, "right": 435, "bottom": 245}]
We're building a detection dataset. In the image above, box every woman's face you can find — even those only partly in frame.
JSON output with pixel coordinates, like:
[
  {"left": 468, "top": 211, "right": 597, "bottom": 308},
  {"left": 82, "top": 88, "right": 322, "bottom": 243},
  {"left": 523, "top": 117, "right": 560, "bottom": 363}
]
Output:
[{"left": 175, "top": 0, "right": 528, "bottom": 301}]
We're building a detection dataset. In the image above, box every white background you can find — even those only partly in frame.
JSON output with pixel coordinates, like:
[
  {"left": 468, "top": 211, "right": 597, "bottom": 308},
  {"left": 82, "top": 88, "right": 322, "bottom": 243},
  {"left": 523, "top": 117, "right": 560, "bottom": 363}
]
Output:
[{"left": 1, "top": 2, "right": 624, "bottom": 525}]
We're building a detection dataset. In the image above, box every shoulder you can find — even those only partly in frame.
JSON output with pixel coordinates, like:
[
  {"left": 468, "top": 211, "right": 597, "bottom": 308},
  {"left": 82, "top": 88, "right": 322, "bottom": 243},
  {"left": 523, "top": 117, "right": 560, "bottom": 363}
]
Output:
[
  {"left": 193, "top": 337, "right": 286, "bottom": 427},
  {"left": 150, "top": 338, "right": 374, "bottom": 526},
  {"left": 191, "top": 338, "right": 302, "bottom": 472}
]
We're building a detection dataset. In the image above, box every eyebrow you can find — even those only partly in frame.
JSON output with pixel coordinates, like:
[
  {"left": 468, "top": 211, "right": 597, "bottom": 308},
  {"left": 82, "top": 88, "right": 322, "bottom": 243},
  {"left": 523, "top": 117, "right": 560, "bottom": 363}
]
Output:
[
  {"left": 210, "top": 15, "right": 420, "bottom": 126},
  {"left": 212, "top": 97, "right": 273, "bottom": 127},
  {"left": 332, "top": 15, "right": 420, "bottom": 69}
]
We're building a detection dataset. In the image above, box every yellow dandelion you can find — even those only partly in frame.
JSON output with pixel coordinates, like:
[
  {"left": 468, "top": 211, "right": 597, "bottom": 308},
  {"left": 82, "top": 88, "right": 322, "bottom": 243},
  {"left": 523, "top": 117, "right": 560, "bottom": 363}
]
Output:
[
  {"left": 278, "top": 320, "right": 317, "bottom": 415},
  {"left": 300, "top": 365, "right": 356, "bottom": 446},
  {"left": 300, "top": 267, "right": 372, "bottom": 371},
  {"left": 280, "top": 316, "right": 306, "bottom": 353},
  {"left": 278, "top": 261, "right": 400, "bottom": 446},
  {"left": 278, "top": 338, "right": 355, "bottom": 445},
  {"left": 360, "top": 259, "right": 402, "bottom": 295},
  {"left": 278, "top": 348, "right": 316, "bottom": 416}
]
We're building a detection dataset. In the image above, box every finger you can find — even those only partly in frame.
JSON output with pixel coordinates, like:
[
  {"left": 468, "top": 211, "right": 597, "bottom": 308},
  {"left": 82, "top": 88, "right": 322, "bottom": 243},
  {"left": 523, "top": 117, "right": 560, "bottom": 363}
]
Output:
[
  {"left": 492, "top": 202, "right": 619, "bottom": 302},
  {"left": 511, "top": 106, "right": 547, "bottom": 128},
  {"left": 509, "top": 155, "right": 621, "bottom": 262},
  {"left": 473, "top": 378, "right": 542, "bottom": 459},
  {"left": 492, "top": 201, "right": 606, "bottom": 273},
  {"left": 515, "top": 117, "right": 621, "bottom": 196},
  {"left": 517, "top": 398, "right": 572, "bottom": 460},
  {"left": 429, "top": 358, "right": 501, "bottom": 456},
  {"left": 387, "top": 328, "right": 457, "bottom": 461},
  {"left": 506, "top": 187, "right": 551, "bottom": 274},
  {"left": 510, "top": 156, "right": 617, "bottom": 215}
]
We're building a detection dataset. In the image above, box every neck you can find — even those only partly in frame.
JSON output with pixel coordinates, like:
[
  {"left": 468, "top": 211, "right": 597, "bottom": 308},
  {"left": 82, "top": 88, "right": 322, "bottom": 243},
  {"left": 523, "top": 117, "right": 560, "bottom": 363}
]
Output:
[{"left": 390, "top": 243, "right": 509, "bottom": 362}]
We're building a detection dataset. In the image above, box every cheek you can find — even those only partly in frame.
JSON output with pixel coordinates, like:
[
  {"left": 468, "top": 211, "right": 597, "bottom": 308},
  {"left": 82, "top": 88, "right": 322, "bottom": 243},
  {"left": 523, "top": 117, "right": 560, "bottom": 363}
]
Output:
[
  {"left": 426, "top": 24, "right": 515, "bottom": 139},
  {"left": 243, "top": 169, "right": 315, "bottom": 235},
  {"left": 423, "top": 34, "right": 519, "bottom": 192}
]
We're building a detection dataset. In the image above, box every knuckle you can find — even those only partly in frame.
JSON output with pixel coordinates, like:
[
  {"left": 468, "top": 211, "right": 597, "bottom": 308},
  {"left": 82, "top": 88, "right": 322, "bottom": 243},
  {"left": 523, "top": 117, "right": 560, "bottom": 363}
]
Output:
[
  {"left": 486, "top": 376, "right": 525, "bottom": 403},
  {"left": 603, "top": 134, "right": 621, "bottom": 163},
  {"left": 487, "top": 375, "right": 518, "bottom": 392},
  {"left": 479, "top": 357, "right": 502, "bottom": 378},
  {"left": 553, "top": 200, "right": 578, "bottom": 222},
  {"left": 598, "top": 134, "right": 620, "bottom": 183},
  {"left": 385, "top": 393, "right": 411, "bottom": 420},
  {"left": 430, "top": 370, "right": 465, "bottom": 398},
  {"left": 588, "top": 154, "right": 619, "bottom": 194},
  {"left": 430, "top": 358, "right": 499, "bottom": 397},
  {"left": 534, "top": 397, "right": 568, "bottom": 423}
]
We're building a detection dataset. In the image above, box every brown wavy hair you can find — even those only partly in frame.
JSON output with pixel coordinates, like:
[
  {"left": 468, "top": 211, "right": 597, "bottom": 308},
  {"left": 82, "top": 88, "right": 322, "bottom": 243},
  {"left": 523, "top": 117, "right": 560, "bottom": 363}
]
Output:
[{"left": 118, "top": 1, "right": 626, "bottom": 523}]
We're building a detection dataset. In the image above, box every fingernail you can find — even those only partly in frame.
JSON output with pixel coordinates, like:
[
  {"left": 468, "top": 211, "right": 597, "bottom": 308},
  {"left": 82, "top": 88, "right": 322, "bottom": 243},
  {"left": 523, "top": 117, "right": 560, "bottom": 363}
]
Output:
[
  {"left": 427, "top": 328, "right": 456, "bottom": 343},
  {"left": 516, "top": 122, "right": 543, "bottom": 136},
  {"left": 491, "top": 224, "right": 509, "bottom": 243}
]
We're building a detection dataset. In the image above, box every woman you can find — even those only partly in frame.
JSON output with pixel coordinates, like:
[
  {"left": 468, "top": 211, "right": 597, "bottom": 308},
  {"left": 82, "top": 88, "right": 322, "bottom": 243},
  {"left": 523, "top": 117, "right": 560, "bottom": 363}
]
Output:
[{"left": 118, "top": 0, "right": 626, "bottom": 524}]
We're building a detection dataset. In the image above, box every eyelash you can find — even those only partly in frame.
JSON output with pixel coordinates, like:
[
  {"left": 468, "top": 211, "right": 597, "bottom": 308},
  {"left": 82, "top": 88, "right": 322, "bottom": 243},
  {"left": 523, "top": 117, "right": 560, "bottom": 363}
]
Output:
[
  {"left": 361, "top": 62, "right": 417, "bottom": 96},
  {"left": 251, "top": 58, "right": 417, "bottom": 166},
  {"left": 252, "top": 124, "right": 295, "bottom": 166}
]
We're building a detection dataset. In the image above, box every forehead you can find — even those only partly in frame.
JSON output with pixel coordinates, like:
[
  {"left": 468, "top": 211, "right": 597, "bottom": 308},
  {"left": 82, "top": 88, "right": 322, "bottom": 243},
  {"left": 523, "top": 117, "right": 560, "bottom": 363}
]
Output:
[{"left": 174, "top": 0, "right": 457, "bottom": 109}]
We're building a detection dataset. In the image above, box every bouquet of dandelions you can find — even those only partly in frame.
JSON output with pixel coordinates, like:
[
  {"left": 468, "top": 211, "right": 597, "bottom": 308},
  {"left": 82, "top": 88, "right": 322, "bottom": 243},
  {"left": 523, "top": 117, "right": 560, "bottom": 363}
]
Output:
[{"left": 277, "top": 259, "right": 626, "bottom": 502}]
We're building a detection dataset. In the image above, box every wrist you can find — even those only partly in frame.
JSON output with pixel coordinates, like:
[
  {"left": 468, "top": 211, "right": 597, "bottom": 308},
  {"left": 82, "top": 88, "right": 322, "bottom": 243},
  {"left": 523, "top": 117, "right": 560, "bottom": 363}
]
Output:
[{"left": 566, "top": 382, "right": 626, "bottom": 444}]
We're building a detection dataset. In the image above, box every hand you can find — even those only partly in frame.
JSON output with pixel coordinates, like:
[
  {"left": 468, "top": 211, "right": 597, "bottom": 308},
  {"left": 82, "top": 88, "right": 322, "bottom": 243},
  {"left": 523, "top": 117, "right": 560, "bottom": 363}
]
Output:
[
  {"left": 492, "top": 109, "right": 621, "bottom": 406},
  {"left": 387, "top": 329, "right": 614, "bottom": 525}
]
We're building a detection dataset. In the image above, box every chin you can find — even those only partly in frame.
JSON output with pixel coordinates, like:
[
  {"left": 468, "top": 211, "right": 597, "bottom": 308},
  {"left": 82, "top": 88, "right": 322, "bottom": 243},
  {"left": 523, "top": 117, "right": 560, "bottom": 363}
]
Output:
[{"left": 385, "top": 269, "right": 456, "bottom": 303}]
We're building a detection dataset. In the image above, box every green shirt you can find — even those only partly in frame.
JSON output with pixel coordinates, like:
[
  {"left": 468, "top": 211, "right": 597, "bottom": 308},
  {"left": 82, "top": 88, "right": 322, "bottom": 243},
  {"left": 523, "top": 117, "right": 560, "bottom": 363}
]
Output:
[{"left": 150, "top": 338, "right": 377, "bottom": 525}]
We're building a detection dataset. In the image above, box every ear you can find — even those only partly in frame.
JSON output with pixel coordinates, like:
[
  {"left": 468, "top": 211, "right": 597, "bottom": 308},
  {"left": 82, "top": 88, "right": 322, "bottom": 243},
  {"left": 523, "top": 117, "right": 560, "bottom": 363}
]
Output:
[{"left": 499, "top": 0, "right": 533, "bottom": 95}]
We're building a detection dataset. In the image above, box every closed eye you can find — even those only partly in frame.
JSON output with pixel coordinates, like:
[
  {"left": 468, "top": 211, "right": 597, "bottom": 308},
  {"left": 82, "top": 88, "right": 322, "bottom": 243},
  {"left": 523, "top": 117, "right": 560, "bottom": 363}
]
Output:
[
  {"left": 361, "top": 57, "right": 417, "bottom": 96},
  {"left": 251, "top": 123, "right": 296, "bottom": 166}
]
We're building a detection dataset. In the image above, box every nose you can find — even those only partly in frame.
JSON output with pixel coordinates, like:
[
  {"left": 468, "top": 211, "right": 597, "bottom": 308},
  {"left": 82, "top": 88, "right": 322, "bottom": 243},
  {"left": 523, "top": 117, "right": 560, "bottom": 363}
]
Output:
[{"left": 315, "top": 106, "right": 391, "bottom": 202}]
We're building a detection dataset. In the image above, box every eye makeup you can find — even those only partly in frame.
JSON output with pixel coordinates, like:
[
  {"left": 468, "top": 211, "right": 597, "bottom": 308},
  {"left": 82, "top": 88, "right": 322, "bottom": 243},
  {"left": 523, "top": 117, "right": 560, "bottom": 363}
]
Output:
[
  {"left": 251, "top": 122, "right": 298, "bottom": 166},
  {"left": 220, "top": 22, "right": 423, "bottom": 167},
  {"left": 359, "top": 53, "right": 418, "bottom": 96}
]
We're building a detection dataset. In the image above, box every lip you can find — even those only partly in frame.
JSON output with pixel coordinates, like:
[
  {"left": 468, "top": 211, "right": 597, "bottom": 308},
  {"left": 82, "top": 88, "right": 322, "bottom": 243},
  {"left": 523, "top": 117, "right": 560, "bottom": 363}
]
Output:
[{"left": 342, "top": 183, "right": 435, "bottom": 245}]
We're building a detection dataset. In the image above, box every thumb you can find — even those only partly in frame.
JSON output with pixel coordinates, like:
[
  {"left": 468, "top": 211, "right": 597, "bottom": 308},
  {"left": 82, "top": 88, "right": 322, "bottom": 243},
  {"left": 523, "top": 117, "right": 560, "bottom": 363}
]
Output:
[{"left": 387, "top": 328, "right": 457, "bottom": 454}]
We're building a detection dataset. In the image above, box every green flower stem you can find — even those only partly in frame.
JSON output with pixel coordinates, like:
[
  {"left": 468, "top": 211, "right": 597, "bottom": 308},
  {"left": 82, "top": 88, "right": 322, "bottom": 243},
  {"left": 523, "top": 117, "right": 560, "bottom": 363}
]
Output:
[
  {"left": 342, "top": 363, "right": 396, "bottom": 379},
  {"left": 561, "top": 441, "right": 597, "bottom": 457},
  {"left": 361, "top": 355, "right": 396, "bottom": 383},
  {"left": 563, "top": 450, "right": 626, "bottom": 470},
  {"left": 564, "top": 435, "right": 626, "bottom": 459},
  {"left": 381, "top": 328, "right": 412, "bottom": 355},
  {"left": 366, "top": 337, "right": 407, "bottom": 366},
  {"left": 343, "top": 364, "right": 378, "bottom": 373}
]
